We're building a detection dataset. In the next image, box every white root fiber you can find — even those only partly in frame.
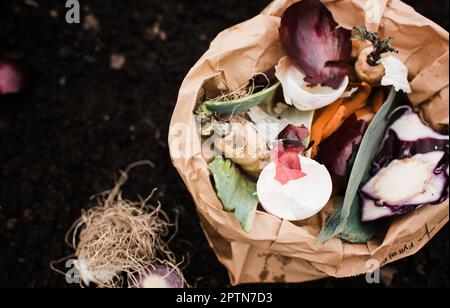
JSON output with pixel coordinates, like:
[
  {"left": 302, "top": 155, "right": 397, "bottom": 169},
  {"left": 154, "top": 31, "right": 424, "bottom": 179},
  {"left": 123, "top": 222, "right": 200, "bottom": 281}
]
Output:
[{"left": 62, "top": 161, "right": 185, "bottom": 288}]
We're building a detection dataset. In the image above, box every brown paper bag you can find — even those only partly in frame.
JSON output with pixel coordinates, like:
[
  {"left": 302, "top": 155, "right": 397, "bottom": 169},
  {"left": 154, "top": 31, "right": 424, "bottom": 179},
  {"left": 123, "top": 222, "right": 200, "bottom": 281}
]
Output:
[{"left": 169, "top": 0, "right": 449, "bottom": 285}]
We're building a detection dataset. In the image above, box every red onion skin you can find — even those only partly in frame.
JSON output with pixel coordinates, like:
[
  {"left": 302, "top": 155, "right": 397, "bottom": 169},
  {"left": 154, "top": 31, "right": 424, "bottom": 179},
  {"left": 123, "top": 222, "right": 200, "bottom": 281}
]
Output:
[
  {"left": 279, "top": 0, "right": 352, "bottom": 89},
  {"left": 273, "top": 124, "right": 310, "bottom": 185},
  {"left": 316, "top": 115, "right": 367, "bottom": 194}
]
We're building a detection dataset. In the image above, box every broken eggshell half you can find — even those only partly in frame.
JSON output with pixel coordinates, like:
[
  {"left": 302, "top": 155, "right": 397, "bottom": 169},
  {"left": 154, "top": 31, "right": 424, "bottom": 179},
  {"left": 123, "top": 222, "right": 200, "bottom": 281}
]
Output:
[
  {"left": 257, "top": 155, "right": 332, "bottom": 221},
  {"left": 275, "top": 56, "right": 349, "bottom": 111}
]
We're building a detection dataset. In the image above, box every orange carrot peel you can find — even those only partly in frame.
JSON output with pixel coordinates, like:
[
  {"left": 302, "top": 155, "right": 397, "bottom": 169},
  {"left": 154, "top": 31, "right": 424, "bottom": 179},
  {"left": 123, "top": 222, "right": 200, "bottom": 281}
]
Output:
[
  {"left": 322, "top": 105, "right": 346, "bottom": 140},
  {"left": 310, "top": 83, "right": 373, "bottom": 157},
  {"left": 343, "top": 82, "right": 372, "bottom": 118},
  {"left": 372, "top": 87, "right": 385, "bottom": 113},
  {"left": 310, "top": 98, "right": 344, "bottom": 156}
]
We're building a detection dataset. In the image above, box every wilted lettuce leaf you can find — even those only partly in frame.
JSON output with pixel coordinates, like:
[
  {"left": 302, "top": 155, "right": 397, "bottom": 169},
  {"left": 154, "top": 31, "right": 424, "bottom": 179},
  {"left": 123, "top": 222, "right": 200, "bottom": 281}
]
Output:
[{"left": 208, "top": 157, "right": 258, "bottom": 232}]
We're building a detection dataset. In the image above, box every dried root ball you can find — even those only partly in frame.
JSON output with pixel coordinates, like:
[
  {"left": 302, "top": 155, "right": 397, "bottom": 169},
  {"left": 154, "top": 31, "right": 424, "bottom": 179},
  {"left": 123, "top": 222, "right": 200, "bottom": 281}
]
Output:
[{"left": 54, "top": 162, "right": 187, "bottom": 288}]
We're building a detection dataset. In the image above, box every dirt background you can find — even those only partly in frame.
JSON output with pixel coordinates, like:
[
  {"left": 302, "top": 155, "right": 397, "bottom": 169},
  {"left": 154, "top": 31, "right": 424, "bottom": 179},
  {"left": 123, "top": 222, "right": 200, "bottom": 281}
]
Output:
[{"left": 0, "top": 0, "right": 448, "bottom": 288}]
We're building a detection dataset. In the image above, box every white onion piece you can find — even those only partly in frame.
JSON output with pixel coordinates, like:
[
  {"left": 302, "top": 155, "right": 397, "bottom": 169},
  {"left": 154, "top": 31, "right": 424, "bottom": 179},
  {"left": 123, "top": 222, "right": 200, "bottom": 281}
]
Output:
[
  {"left": 257, "top": 156, "right": 332, "bottom": 221},
  {"left": 380, "top": 56, "right": 411, "bottom": 93},
  {"left": 275, "top": 56, "right": 349, "bottom": 111},
  {"left": 388, "top": 109, "right": 449, "bottom": 141}
]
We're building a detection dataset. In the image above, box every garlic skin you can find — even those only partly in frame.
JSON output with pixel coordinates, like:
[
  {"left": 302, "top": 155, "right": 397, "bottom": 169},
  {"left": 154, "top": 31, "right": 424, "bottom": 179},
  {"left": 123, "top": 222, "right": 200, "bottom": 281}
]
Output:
[
  {"left": 380, "top": 56, "right": 411, "bottom": 93},
  {"left": 257, "top": 155, "right": 332, "bottom": 221},
  {"left": 247, "top": 106, "right": 287, "bottom": 142},
  {"left": 247, "top": 106, "right": 314, "bottom": 144},
  {"left": 74, "top": 258, "right": 117, "bottom": 286},
  {"left": 275, "top": 56, "right": 349, "bottom": 111}
]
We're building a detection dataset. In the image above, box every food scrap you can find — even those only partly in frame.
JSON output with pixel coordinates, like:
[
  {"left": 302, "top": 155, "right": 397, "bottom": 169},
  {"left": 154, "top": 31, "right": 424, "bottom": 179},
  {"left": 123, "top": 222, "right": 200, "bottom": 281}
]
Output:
[{"left": 193, "top": 0, "right": 445, "bottom": 244}]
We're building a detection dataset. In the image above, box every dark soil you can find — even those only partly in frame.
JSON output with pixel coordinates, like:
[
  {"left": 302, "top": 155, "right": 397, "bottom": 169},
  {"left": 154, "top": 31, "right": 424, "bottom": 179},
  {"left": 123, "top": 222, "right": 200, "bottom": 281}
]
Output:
[{"left": 0, "top": 0, "right": 448, "bottom": 288}]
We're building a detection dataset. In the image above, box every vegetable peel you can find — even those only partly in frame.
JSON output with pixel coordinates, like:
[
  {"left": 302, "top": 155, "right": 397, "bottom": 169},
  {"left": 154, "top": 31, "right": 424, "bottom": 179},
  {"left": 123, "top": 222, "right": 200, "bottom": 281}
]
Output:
[
  {"left": 360, "top": 107, "right": 449, "bottom": 221},
  {"left": 318, "top": 89, "right": 399, "bottom": 244},
  {"left": 273, "top": 124, "right": 310, "bottom": 185},
  {"left": 280, "top": 0, "right": 352, "bottom": 89},
  {"left": 275, "top": 56, "right": 349, "bottom": 111},
  {"left": 213, "top": 117, "right": 270, "bottom": 177},
  {"left": 380, "top": 56, "right": 411, "bottom": 93},
  {"left": 316, "top": 114, "right": 368, "bottom": 194}
]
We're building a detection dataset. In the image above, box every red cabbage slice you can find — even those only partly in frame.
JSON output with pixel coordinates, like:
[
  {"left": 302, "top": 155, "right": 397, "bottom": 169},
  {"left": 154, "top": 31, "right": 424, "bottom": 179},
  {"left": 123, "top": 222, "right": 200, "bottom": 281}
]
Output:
[
  {"left": 316, "top": 114, "right": 367, "bottom": 193},
  {"left": 361, "top": 151, "right": 448, "bottom": 221},
  {"left": 360, "top": 107, "right": 449, "bottom": 221},
  {"left": 373, "top": 107, "right": 449, "bottom": 173},
  {"left": 279, "top": 0, "right": 352, "bottom": 89}
]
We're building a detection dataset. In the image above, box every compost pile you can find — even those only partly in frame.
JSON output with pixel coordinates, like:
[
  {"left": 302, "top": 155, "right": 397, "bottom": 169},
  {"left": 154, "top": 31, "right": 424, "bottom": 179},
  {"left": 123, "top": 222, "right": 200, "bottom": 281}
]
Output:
[{"left": 0, "top": 0, "right": 448, "bottom": 288}]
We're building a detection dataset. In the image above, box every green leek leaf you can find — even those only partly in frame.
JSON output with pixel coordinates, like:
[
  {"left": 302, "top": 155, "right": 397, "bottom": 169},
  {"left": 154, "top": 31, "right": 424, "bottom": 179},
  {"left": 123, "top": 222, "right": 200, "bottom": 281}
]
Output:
[
  {"left": 318, "top": 89, "right": 400, "bottom": 244},
  {"left": 205, "top": 82, "right": 280, "bottom": 116}
]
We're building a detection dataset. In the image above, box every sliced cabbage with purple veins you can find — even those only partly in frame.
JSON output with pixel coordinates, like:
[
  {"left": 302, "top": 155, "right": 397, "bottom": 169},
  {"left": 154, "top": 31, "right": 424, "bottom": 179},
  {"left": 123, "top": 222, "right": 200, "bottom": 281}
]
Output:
[{"left": 360, "top": 107, "right": 449, "bottom": 221}]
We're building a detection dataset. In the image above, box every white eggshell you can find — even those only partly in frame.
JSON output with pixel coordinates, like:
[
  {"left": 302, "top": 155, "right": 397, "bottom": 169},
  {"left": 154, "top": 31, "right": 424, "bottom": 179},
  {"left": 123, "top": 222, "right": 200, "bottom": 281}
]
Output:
[
  {"left": 257, "top": 156, "right": 333, "bottom": 221},
  {"left": 275, "top": 56, "right": 349, "bottom": 111}
]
